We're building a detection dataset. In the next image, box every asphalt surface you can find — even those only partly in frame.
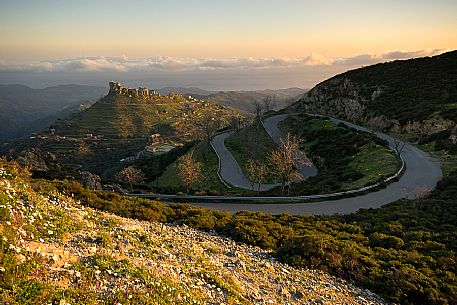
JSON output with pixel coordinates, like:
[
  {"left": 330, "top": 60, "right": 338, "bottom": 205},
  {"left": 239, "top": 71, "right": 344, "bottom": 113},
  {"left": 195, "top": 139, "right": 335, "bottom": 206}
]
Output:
[
  {"left": 193, "top": 114, "right": 442, "bottom": 215},
  {"left": 262, "top": 114, "right": 318, "bottom": 179},
  {"left": 132, "top": 114, "right": 442, "bottom": 215},
  {"left": 210, "top": 115, "right": 317, "bottom": 191}
]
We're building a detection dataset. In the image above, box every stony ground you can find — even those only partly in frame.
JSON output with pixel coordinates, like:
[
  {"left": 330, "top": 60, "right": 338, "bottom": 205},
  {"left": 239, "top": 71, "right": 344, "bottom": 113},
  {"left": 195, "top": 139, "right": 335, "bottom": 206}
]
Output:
[{"left": 0, "top": 165, "right": 387, "bottom": 304}]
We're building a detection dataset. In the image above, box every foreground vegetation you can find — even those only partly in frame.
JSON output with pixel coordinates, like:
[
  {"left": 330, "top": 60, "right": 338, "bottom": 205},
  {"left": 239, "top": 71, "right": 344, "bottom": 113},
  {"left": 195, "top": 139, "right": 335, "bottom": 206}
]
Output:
[
  {"left": 3, "top": 155, "right": 448, "bottom": 304},
  {"left": 0, "top": 160, "right": 386, "bottom": 304}
]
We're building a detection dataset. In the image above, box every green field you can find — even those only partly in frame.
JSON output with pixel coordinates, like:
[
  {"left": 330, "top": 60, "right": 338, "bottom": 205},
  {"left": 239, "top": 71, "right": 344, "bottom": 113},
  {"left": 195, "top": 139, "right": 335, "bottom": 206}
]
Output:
[
  {"left": 153, "top": 141, "right": 229, "bottom": 194},
  {"left": 274, "top": 114, "right": 401, "bottom": 195}
]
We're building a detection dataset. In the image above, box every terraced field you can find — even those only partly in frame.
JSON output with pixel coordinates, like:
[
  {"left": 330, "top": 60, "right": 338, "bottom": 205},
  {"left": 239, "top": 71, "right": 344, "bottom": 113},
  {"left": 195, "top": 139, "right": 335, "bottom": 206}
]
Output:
[{"left": 4, "top": 93, "right": 241, "bottom": 178}]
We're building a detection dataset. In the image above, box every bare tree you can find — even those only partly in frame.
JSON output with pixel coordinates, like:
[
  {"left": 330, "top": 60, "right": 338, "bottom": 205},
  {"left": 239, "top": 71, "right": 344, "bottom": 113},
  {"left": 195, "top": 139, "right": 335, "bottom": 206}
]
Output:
[
  {"left": 116, "top": 165, "right": 145, "bottom": 192},
  {"left": 177, "top": 151, "right": 202, "bottom": 194},
  {"left": 263, "top": 96, "right": 273, "bottom": 113},
  {"left": 230, "top": 115, "right": 243, "bottom": 134},
  {"left": 366, "top": 116, "right": 390, "bottom": 147},
  {"left": 393, "top": 137, "right": 407, "bottom": 156},
  {"left": 245, "top": 159, "right": 268, "bottom": 196},
  {"left": 252, "top": 100, "right": 263, "bottom": 117},
  {"left": 198, "top": 110, "right": 218, "bottom": 142},
  {"left": 268, "top": 133, "right": 310, "bottom": 195},
  {"left": 414, "top": 185, "right": 431, "bottom": 202},
  {"left": 271, "top": 94, "right": 277, "bottom": 110}
]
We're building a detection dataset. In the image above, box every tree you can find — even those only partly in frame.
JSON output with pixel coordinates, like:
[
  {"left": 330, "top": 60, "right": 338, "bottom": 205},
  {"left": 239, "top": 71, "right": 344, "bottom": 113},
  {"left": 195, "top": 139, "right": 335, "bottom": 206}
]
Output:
[
  {"left": 393, "top": 137, "right": 407, "bottom": 156},
  {"left": 414, "top": 185, "right": 431, "bottom": 203},
  {"left": 245, "top": 159, "right": 268, "bottom": 196},
  {"left": 252, "top": 100, "right": 262, "bottom": 117},
  {"left": 366, "top": 116, "right": 390, "bottom": 147},
  {"left": 268, "top": 133, "right": 311, "bottom": 195},
  {"left": 263, "top": 95, "right": 273, "bottom": 113},
  {"left": 116, "top": 165, "right": 145, "bottom": 192},
  {"left": 177, "top": 151, "right": 202, "bottom": 194},
  {"left": 201, "top": 112, "right": 217, "bottom": 141}
]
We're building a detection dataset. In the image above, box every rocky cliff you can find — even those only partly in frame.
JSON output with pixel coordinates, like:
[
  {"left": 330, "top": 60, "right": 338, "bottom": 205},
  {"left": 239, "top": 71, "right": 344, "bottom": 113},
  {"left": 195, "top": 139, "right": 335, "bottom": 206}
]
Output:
[{"left": 293, "top": 50, "right": 457, "bottom": 129}]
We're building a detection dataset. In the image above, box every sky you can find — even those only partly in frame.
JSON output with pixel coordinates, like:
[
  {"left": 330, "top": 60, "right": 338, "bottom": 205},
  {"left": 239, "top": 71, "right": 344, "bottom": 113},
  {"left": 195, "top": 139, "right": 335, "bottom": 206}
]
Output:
[{"left": 0, "top": 0, "right": 456, "bottom": 90}]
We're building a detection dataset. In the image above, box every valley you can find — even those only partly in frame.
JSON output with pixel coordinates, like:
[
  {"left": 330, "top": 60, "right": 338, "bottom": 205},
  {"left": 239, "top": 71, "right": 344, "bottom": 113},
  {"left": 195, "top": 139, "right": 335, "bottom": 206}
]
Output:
[{"left": 1, "top": 50, "right": 456, "bottom": 305}]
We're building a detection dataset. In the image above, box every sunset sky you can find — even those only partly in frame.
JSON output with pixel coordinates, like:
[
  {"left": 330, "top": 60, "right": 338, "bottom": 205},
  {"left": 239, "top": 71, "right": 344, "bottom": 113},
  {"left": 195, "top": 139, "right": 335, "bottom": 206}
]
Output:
[{"left": 0, "top": 0, "right": 456, "bottom": 89}]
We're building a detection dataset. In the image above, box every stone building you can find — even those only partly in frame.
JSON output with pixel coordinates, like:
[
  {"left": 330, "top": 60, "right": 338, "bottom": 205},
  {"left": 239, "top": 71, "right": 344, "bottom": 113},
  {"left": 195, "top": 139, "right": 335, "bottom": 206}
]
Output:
[
  {"left": 109, "top": 81, "right": 124, "bottom": 94},
  {"left": 128, "top": 88, "right": 139, "bottom": 97},
  {"left": 109, "top": 81, "right": 158, "bottom": 98}
]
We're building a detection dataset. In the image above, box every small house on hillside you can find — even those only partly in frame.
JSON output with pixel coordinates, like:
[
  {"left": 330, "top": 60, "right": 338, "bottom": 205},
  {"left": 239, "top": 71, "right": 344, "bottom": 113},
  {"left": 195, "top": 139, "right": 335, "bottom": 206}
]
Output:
[{"left": 150, "top": 133, "right": 161, "bottom": 142}]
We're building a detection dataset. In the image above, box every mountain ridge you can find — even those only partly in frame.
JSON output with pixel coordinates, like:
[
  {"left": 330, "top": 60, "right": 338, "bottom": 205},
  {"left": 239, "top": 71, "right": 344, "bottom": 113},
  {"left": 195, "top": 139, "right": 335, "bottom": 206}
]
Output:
[
  {"left": 0, "top": 84, "right": 107, "bottom": 142},
  {"left": 292, "top": 50, "right": 457, "bottom": 125}
]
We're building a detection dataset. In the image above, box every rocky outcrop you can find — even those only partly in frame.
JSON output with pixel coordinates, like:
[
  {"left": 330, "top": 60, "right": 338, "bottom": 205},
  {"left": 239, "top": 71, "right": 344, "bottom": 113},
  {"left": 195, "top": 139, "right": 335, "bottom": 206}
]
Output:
[
  {"left": 294, "top": 51, "right": 457, "bottom": 129},
  {"left": 80, "top": 171, "right": 102, "bottom": 190},
  {"left": 297, "top": 77, "right": 370, "bottom": 123},
  {"left": 16, "top": 149, "right": 50, "bottom": 172}
]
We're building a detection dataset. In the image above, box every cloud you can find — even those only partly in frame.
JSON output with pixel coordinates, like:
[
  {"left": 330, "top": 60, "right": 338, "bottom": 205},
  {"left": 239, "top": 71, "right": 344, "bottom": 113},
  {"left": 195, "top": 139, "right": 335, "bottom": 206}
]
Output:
[
  {"left": 335, "top": 49, "right": 448, "bottom": 66},
  {"left": 0, "top": 49, "right": 449, "bottom": 73}
]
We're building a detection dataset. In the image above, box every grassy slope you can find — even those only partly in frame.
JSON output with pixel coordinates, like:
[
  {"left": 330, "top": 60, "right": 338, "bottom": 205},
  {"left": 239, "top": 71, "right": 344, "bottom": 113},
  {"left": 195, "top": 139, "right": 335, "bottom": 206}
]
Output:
[
  {"left": 154, "top": 142, "right": 229, "bottom": 194},
  {"left": 56, "top": 94, "right": 183, "bottom": 138},
  {"left": 29, "top": 94, "right": 187, "bottom": 177},
  {"left": 0, "top": 161, "right": 390, "bottom": 305},
  {"left": 342, "top": 147, "right": 399, "bottom": 189},
  {"left": 3, "top": 158, "right": 454, "bottom": 305},
  {"left": 278, "top": 115, "right": 400, "bottom": 194},
  {"left": 7, "top": 93, "right": 241, "bottom": 179}
]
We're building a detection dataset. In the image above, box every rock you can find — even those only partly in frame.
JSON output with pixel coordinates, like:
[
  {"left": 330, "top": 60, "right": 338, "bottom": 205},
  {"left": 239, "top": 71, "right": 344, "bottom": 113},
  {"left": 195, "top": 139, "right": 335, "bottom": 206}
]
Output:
[
  {"left": 16, "top": 149, "right": 49, "bottom": 172},
  {"left": 80, "top": 171, "right": 102, "bottom": 190}
]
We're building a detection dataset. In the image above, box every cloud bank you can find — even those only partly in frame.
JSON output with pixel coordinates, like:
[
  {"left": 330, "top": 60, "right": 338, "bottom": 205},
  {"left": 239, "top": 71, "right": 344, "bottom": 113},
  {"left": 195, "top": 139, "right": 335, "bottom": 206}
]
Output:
[{"left": 0, "top": 49, "right": 448, "bottom": 73}]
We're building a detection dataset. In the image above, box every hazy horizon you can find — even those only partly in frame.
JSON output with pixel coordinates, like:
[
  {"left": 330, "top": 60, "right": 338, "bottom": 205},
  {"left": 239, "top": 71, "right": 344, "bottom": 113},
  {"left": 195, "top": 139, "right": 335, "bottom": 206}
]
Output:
[
  {"left": 0, "top": 49, "right": 452, "bottom": 91},
  {"left": 1, "top": 0, "right": 456, "bottom": 90}
]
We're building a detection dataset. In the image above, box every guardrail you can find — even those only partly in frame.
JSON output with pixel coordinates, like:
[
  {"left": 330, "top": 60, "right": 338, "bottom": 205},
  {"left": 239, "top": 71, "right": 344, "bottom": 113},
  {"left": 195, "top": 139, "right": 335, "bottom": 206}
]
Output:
[
  {"left": 128, "top": 155, "right": 404, "bottom": 201},
  {"left": 129, "top": 114, "right": 406, "bottom": 202}
]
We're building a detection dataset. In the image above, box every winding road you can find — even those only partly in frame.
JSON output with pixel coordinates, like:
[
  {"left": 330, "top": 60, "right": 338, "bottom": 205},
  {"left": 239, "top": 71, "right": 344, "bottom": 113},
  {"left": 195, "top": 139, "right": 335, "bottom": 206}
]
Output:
[
  {"left": 210, "top": 115, "right": 317, "bottom": 191},
  {"left": 132, "top": 114, "right": 442, "bottom": 215}
]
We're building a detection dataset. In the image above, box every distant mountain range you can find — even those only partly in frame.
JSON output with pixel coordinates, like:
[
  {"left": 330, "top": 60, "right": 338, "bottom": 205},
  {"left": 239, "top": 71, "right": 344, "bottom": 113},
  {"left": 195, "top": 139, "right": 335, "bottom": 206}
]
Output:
[
  {"left": 156, "top": 87, "right": 307, "bottom": 112},
  {"left": 0, "top": 84, "right": 107, "bottom": 142},
  {"left": 0, "top": 84, "right": 306, "bottom": 142}
]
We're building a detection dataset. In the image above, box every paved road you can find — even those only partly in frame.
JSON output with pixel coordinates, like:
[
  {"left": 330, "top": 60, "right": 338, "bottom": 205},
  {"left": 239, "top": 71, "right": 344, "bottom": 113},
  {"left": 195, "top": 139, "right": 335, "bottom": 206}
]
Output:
[
  {"left": 262, "top": 114, "right": 318, "bottom": 179},
  {"left": 194, "top": 114, "right": 442, "bottom": 214},
  {"left": 132, "top": 114, "right": 442, "bottom": 215},
  {"left": 210, "top": 115, "right": 317, "bottom": 191}
]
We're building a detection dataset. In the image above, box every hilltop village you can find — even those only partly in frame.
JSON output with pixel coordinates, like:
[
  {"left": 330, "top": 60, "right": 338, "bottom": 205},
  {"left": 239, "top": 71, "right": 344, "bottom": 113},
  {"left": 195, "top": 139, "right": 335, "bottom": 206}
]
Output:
[
  {"left": 109, "top": 81, "right": 159, "bottom": 97},
  {"left": 9, "top": 81, "right": 240, "bottom": 174},
  {"left": 108, "top": 81, "right": 198, "bottom": 103}
]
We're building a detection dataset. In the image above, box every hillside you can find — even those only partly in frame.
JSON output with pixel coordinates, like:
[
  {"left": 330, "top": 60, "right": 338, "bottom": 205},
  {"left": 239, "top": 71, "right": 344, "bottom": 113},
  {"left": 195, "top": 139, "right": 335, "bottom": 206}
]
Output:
[
  {"left": 0, "top": 160, "right": 385, "bottom": 304},
  {"left": 0, "top": 84, "right": 107, "bottom": 142},
  {"left": 290, "top": 51, "right": 457, "bottom": 164},
  {"left": 157, "top": 87, "right": 307, "bottom": 113},
  {"left": 206, "top": 89, "right": 305, "bottom": 113},
  {"left": 2, "top": 85, "right": 242, "bottom": 178},
  {"left": 293, "top": 50, "right": 457, "bottom": 126}
]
